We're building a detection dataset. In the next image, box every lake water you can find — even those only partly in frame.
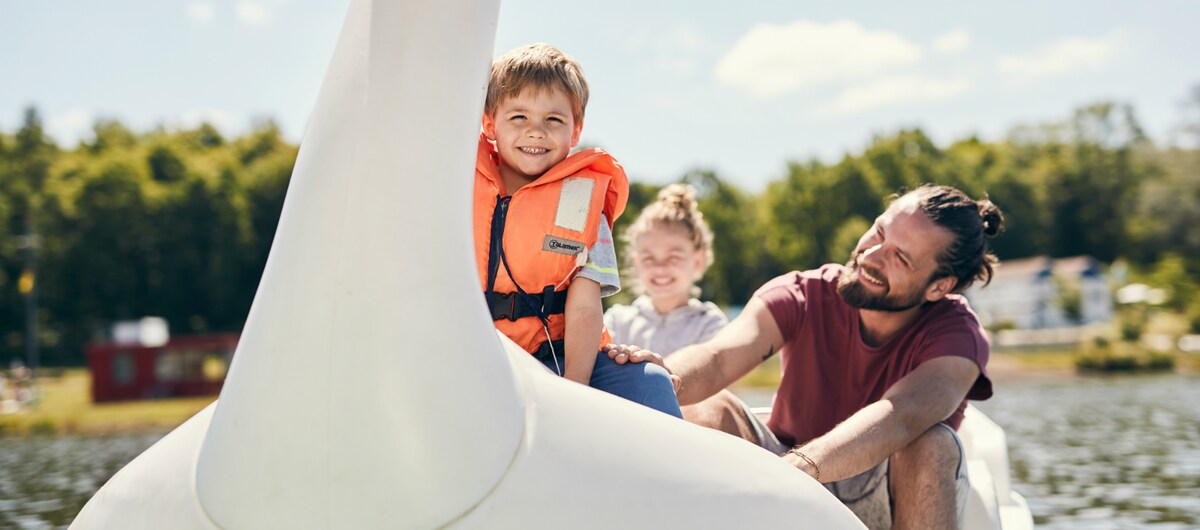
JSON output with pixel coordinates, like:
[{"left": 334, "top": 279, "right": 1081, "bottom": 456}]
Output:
[
  {"left": 0, "top": 432, "right": 163, "bottom": 529},
  {"left": 1, "top": 374, "right": 1197, "bottom": 529},
  {"left": 973, "top": 374, "right": 1200, "bottom": 530}
]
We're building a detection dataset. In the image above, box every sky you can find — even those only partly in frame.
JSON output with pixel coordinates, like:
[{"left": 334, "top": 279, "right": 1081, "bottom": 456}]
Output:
[{"left": 2, "top": 0, "right": 1197, "bottom": 191}]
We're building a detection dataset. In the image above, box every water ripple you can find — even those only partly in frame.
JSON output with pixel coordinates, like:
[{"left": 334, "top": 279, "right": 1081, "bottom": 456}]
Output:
[
  {"left": 0, "top": 432, "right": 163, "bottom": 529},
  {"left": 977, "top": 373, "right": 1200, "bottom": 529}
]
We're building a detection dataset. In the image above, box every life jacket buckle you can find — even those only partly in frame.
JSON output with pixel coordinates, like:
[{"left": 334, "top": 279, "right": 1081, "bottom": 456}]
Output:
[{"left": 490, "top": 292, "right": 519, "bottom": 322}]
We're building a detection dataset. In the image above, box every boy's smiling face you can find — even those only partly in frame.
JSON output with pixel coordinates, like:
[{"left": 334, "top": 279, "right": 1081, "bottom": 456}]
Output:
[{"left": 483, "top": 86, "right": 582, "bottom": 191}]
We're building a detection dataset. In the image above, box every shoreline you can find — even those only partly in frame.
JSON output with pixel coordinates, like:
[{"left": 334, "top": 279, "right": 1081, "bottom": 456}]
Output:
[
  {"left": 4, "top": 355, "right": 1196, "bottom": 438},
  {"left": 0, "top": 370, "right": 213, "bottom": 438},
  {"left": 986, "top": 351, "right": 1078, "bottom": 381}
]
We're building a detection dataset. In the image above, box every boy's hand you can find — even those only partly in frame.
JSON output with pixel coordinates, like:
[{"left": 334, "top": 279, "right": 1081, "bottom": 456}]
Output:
[{"left": 603, "top": 344, "right": 681, "bottom": 393}]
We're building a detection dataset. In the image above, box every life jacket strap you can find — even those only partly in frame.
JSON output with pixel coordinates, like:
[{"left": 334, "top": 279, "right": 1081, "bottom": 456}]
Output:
[
  {"left": 486, "top": 286, "right": 567, "bottom": 322},
  {"left": 532, "top": 339, "right": 566, "bottom": 363}
]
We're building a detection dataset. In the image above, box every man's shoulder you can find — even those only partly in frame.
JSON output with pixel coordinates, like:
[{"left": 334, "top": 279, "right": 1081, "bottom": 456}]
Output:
[
  {"left": 902, "top": 295, "right": 989, "bottom": 357},
  {"left": 753, "top": 266, "right": 850, "bottom": 331},
  {"left": 811, "top": 263, "right": 847, "bottom": 283},
  {"left": 913, "top": 294, "right": 994, "bottom": 400},
  {"left": 758, "top": 264, "right": 845, "bottom": 296},
  {"left": 927, "top": 294, "right": 982, "bottom": 325}
]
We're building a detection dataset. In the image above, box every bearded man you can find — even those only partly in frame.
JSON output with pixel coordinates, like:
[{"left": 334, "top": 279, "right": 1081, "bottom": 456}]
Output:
[{"left": 607, "top": 184, "right": 1005, "bottom": 530}]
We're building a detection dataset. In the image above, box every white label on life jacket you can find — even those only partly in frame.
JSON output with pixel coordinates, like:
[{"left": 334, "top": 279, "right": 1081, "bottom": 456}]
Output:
[
  {"left": 554, "top": 177, "right": 593, "bottom": 233},
  {"left": 542, "top": 235, "right": 586, "bottom": 256}
]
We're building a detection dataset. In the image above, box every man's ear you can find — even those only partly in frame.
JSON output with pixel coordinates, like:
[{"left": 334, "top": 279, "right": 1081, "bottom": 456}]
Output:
[
  {"left": 482, "top": 114, "right": 496, "bottom": 141},
  {"left": 570, "top": 119, "right": 584, "bottom": 148},
  {"left": 924, "top": 275, "right": 956, "bottom": 302}
]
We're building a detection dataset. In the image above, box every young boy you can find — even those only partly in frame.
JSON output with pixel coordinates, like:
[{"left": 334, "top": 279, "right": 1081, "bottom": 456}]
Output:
[{"left": 473, "top": 43, "right": 680, "bottom": 417}]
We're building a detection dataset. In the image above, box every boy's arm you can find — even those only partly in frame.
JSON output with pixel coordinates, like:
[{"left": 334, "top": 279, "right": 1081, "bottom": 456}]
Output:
[{"left": 562, "top": 276, "right": 603, "bottom": 385}]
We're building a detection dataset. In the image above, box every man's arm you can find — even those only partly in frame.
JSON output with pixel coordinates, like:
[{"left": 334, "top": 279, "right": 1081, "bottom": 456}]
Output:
[
  {"left": 783, "top": 356, "right": 979, "bottom": 483},
  {"left": 666, "top": 296, "right": 784, "bottom": 405},
  {"left": 562, "top": 276, "right": 603, "bottom": 385}
]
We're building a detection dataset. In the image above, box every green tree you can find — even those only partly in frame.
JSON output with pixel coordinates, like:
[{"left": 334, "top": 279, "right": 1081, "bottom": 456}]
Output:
[
  {"left": 1133, "top": 86, "right": 1200, "bottom": 266},
  {"left": 1054, "top": 275, "right": 1083, "bottom": 324},
  {"left": 240, "top": 146, "right": 297, "bottom": 298},
  {"left": 946, "top": 138, "right": 1045, "bottom": 260},
  {"left": 2, "top": 108, "right": 57, "bottom": 363},
  {"left": 57, "top": 158, "right": 157, "bottom": 361},
  {"left": 147, "top": 144, "right": 187, "bottom": 183},
  {"left": 3, "top": 93, "right": 1197, "bottom": 365},
  {"left": 89, "top": 119, "right": 138, "bottom": 153},
  {"left": 1038, "top": 103, "right": 1150, "bottom": 262},
  {"left": 1144, "top": 253, "right": 1199, "bottom": 312},
  {"left": 829, "top": 216, "right": 871, "bottom": 266},
  {"left": 762, "top": 160, "right": 825, "bottom": 272},
  {"left": 684, "top": 169, "right": 771, "bottom": 306}
]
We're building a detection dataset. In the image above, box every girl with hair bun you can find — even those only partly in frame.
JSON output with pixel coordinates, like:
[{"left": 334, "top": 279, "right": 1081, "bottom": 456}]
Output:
[{"left": 604, "top": 184, "right": 728, "bottom": 357}]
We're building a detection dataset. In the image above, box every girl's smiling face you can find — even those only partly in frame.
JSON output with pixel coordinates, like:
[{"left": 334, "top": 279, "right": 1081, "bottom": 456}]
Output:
[{"left": 632, "top": 223, "right": 706, "bottom": 310}]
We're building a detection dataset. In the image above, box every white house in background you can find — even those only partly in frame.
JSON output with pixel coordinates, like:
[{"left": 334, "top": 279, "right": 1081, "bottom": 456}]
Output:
[{"left": 963, "top": 255, "right": 1113, "bottom": 330}]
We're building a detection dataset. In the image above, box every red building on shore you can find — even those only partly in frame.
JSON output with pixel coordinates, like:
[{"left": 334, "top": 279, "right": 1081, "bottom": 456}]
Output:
[{"left": 85, "top": 333, "right": 238, "bottom": 403}]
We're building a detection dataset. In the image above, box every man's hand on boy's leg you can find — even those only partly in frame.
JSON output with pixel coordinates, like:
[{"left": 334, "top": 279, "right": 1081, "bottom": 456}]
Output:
[{"left": 602, "top": 344, "right": 681, "bottom": 393}]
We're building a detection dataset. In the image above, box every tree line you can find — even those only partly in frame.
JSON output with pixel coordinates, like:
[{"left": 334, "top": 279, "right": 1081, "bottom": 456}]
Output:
[{"left": 2, "top": 95, "right": 1198, "bottom": 366}]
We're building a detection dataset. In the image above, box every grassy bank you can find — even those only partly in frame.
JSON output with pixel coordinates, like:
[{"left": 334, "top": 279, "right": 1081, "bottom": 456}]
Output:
[
  {"left": 0, "top": 369, "right": 214, "bottom": 437},
  {"left": 730, "top": 348, "right": 1200, "bottom": 390},
  {"left": 999, "top": 347, "right": 1200, "bottom": 374},
  {"left": 728, "top": 350, "right": 1081, "bottom": 390},
  {"left": 4, "top": 350, "right": 1195, "bottom": 437}
]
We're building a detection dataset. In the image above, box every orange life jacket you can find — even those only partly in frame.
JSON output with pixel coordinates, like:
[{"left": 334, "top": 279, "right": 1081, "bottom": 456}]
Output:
[{"left": 473, "top": 134, "right": 628, "bottom": 357}]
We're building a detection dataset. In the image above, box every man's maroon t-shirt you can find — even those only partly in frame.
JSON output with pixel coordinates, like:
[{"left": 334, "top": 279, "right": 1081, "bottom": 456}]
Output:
[{"left": 758, "top": 264, "right": 993, "bottom": 447}]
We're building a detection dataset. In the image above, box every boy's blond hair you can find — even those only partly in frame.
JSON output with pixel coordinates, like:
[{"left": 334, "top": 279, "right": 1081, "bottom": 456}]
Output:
[{"left": 485, "top": 43, "right": 589, "bottom": 121}]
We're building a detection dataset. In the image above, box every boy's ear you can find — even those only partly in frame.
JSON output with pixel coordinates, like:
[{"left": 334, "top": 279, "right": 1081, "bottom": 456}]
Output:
[
  {"left": 482, "top": 114, "right": 497, "bottom": 141},
  {"left": 570, "top": 119, "right": 583, "bottom": 148}
]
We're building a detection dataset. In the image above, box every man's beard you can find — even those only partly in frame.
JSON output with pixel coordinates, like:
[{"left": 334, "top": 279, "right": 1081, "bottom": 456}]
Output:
[{"left": 836, "top": 259, "right": 927, "bottom": 312}]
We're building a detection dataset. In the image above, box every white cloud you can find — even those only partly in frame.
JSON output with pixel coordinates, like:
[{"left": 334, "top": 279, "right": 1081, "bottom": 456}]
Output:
[
  {"left": 666, "top": 25, "right": 710, "bottom": 54},
  {"left": 235, "top": 0, "right": 290, "bottom": 24},
  {"left": 714, "top": 20, "right": 923, "bottom": 98},
  {"left": 934, "top": 29, "right": 971, "bottom": 54},
  {"left": 825, "top": 75, "right": 970, "bottom": 115},
  {"left": 236, "top": 2, "right": 270, "bottom": 25},
  {"left": 46, "top": 109, "right": 95, "bottom": 146},
  {"left": 186, "top": 2, "right": 214, "bottom": 23},
  {"left": 650, "top": 25, "right": 715, "bottom": 76},
  {"left": 997, "top": 29, "right": 1126, "bottom": 83}
]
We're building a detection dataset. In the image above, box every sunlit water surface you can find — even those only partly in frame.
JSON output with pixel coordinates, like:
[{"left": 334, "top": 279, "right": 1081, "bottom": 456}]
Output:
[{"left": 975, "top": 374, "right": 1200, "bottom": 529}]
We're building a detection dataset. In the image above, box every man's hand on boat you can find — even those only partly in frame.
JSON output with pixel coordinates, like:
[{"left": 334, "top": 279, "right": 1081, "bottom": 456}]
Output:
[{"left": 602, "top": 344, "right": 682, "bottom": 393}]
